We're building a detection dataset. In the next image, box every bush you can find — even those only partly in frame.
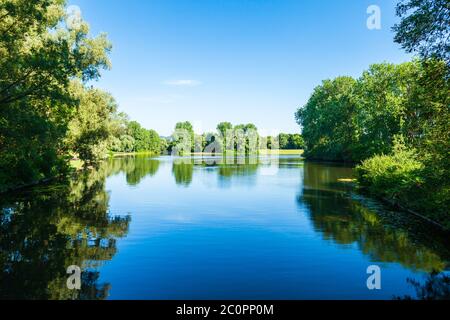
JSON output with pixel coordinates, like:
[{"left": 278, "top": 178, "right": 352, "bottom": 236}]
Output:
[
  {"left": 356, "top": 142, "right": 424, "bottom": 202},
  {"left": 356, "top": 137, "right": 449, "bottom": 230}
]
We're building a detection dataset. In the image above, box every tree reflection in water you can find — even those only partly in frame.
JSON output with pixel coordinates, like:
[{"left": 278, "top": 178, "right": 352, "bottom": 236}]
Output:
[
  {"left": 298, "top": 162, "right": 450, "bottom": 274},
  {"left": 106, "top": 155, "right": 160, "bottom": 186},
  {"left": 172, "top": 158, "right": 194, "bottom": 187},
  {"left": 0, "top": 166, "right": 130, "bottom": 300},
  {"left": 395, "top": 272, "right": 450, "bottom": 300},
  {"left": 1, "top": 156, "right": 448, "bottom": 300}
]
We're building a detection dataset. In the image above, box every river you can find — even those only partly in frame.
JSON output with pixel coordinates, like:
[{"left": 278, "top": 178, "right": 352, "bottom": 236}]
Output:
[{"left": 0, "top": 155, "right": 448, "bottom": 299}]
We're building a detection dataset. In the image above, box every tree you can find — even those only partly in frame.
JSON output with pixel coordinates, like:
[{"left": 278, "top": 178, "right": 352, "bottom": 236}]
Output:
[
  {"left": 172, "top": 121, "right": 195, "bottom": 154},
  {"left": 175, "top": 121, "right": 194, "bottom": 134},
  {"left": 127, "top": 121, "right": 160, "bottom": 153},
  {"left": 114, "top": 135, "right": 135, "bottom": 153},
  {"left": 0, "top": 0, "right": 111, "bottom": 190},
  {"left": 0, "top": 0, "right": 111, "bottom": 107},
  {"left": 217, "top": 122, "right": 233, "bottom": 150},
  {"left": 393, "top": 0, "right": 450, "bottom": 65},
  {"left": 159, "top": 138, "right": 169, "bottom": 154},
  {"left": 203, "top": 132, "right": 223, "bottom": 154},
  {"left": 216, "top": 122, "right": 233, "bottom": 137},
  {"left": 297, "top": 61, "right": 449, "bottom": 227},
  {"left": 296, "top": 76, "right": 358, "bottom": 161},
  {"left": 279, "top": 134, "right": 290, "bottom": 149},
  {"left": 352, "top": 62, "right": 418, "bottom": 160},
  {"left": 288, "top": 134, "right": 304, "bottom": 149},
  {"left": 232, "top": 123, "right": 259, "bottom": 153},
  {"left": 65, "top": 83, "right": 118, "bottom": 164}
]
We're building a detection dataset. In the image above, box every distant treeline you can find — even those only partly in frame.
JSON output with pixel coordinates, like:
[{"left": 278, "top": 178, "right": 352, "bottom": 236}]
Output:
[
  {"left": 296, "top": 0, "right": 449, "bottom": 229},
  {"left": 110, "top": 119, "right": 304, "bottom": 156}
]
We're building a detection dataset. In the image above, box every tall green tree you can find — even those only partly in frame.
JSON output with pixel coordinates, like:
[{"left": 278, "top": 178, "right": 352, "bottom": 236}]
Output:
[
  {"left": 65, "top": 83, "right": 118, "bottom": 164},
  {"left": 288, "top": 134, "right": 304, "bottom": 149},
  {"left": 216, "top": 122, "right": 233, "bottom": 137},
  {"left": 0, "top": 0, "right": 111, "bottom": 190},
  {"left": 296, "top": 76, "right": 357, "bottom": 161},
  {"left": 217, "top": 122, "right": 233, "bottom": 150},
  {"left": 234, "top": 123, "right": 259, "bottom": 153},
  {"left": 393, "top": 0, "right": 450, "bottom": 65},
  {"left": 127, "top": 121, "right": 160, "bottom": 153},
  {"left": 172, "top": 121, "right": 195, "bottom": 154},
  {"left": 353, "top": 62, "right": 420, "bottom": 160}
]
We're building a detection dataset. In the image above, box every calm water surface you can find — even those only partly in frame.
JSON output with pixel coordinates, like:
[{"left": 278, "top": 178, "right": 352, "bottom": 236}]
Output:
[{"left": 1, "top": 155, "right": 449, "bottom": 299}]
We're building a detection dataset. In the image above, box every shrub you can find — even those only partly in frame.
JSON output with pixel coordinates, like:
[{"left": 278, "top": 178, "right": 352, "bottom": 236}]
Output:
[
  {"left": 356, "top": 139, "right": 424, "bottom": 202},
  {"left": 356, "top": 137, "right": 449, "bottom": 230}
]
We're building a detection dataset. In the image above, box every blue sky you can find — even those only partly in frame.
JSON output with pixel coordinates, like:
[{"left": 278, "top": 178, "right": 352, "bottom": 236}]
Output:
[{"left": 70, "top": 0, "right": 411, "bottom": 136}]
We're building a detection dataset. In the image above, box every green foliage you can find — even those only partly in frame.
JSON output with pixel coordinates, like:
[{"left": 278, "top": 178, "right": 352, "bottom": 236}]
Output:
[
  {"left": 296, "top": 76, "right": 358, "bottom": 161},
  {"left": 126, "top": 121, "right": 161, "bottom": 154},
  {"left": 300, "top": 161, "right": 448, "bottom": 272},
  {"left": 296, "top": 51, "right": 449, "bottom": 229},
  {"left": 356, "top": 133, "right": 449, "bottom": 229},
  {"left": 278, "top": 133, "right": 304, "bottom": 149},
  {"left": 393, "top": 0, "right": 450, "bottom": 65},
  {"left": 389, "top": 2, "right": 450, "bottom": 228},
  {"left": 175, "top": 121, "right": 194, "bottom": 133},
  {"left": 203, "top": 132, "right": 223, "bottom": 154},
  {"left": 326, "top": 0, "right": 450, "bottom": 228},
  {"left": 216, "top": 122, "right": 233, "bottom": 137},
  {"left": 232, "top": 123, "right": 259, "bottom": 153},
  {"left": 0, "top": 0, "right": 111, "bottom": 191},
  {"left": 172, "top": 159, "right": 193, "bottom": 186},
  {"left": 172, "top": 121, "right": 195, "bottom": 154},
  {"left": 216, "top": 122, "right": 233, "bottom": 150},
  {"left": 353, "top": 62, "right": 419, "bottom": 160},
  {"left": 0, "top": 0, "right": 111, "bottom": 108},
  {"left": 298, "top": 59, "right": 449, "bottom": 228},
  {"left": 0, "top": 164, "right": 130, "bottom": 299},
  {"left": 296, "top": 60, "right": 448, "bottom": 162},
  {"left": 289, "top": 134, "right": 304, "bottom": 149},
  {"left": 159, "top": 137, "right": 169, "bottom": 154},
  {"left": 109, "top": 135, "right": 135, "bottom": 153},
  {"left": 356, "top": 137, "right": 424, "bottom": 201},
  {"left": 65, "top": 83, "right": 118, "bottom": 164},
  {"left": 234, "top": 123, "right": 258, "bottom": 134}
]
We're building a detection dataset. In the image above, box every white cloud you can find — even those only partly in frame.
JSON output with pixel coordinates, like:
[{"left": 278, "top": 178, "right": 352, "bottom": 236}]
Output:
[{"left": 163, "top": 79, "right": 202, "bottom": 87}]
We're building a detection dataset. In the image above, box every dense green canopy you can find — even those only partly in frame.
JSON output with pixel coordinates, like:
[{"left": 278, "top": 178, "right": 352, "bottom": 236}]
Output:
[
  {"left": 393, "top": 0, "right": 450, "bottom": 65},
  {"left": 0, "top": 0, "right": 112, "bottom": 190}
]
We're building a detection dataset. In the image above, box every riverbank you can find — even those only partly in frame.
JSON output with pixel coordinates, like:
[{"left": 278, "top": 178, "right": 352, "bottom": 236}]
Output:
[{"left": 305, "top": 156, "right": 449, "bottom": 232}]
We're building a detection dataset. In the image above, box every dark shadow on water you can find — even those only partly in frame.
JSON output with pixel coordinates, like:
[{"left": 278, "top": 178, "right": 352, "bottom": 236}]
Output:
[
  {"left": 105, "top": 155, "right": 160, "bottom": 186},
  {"left": 172, "top": 159, "right": 194, "bottom": 187},
  {"left": 170, "top": 155, "right": 297, "bottom": 188},
  {"left": 298, "top": 162, "right": 450, "bottom": 274},
  {"left": 0, "top": 166, "right": 130, "bottom": 300},
  {"left": 394, "top": 272, "right": 450, "bottom": 300}
]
